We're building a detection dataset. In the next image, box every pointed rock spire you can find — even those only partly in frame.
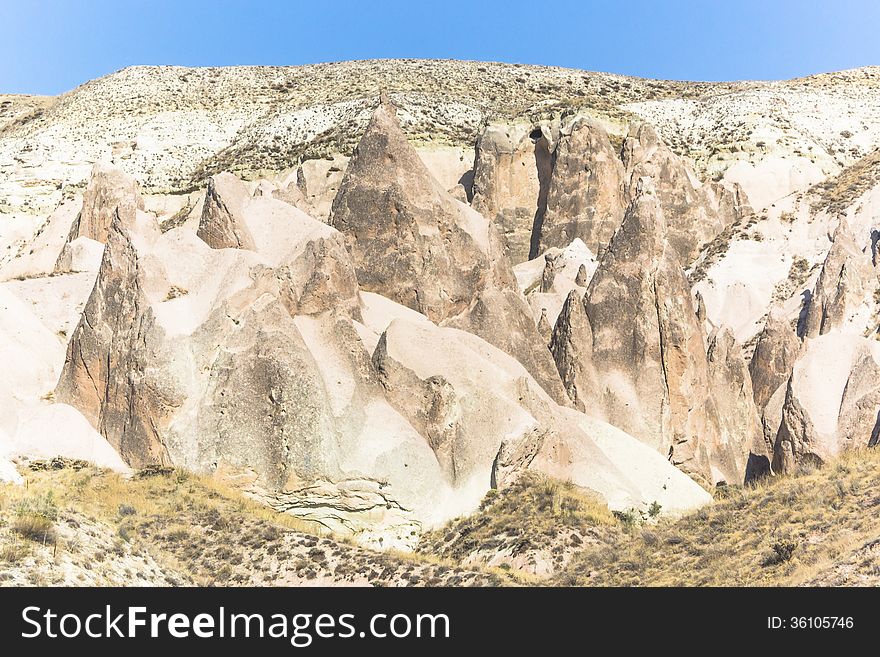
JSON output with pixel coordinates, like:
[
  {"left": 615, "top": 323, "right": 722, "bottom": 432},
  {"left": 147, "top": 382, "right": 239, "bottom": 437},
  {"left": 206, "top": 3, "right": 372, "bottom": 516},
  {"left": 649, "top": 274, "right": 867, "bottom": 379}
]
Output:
[
  {"left": 331, "top": 91, "right": 569, "bottom": 405},
  {"left": 537, "top": 308, "right": 553, "bottom": 345},
  {"left": 549, "top": 290, "right": 596, "bottom": 412},
  {"left": 801, "top": 218, "right": 877, "bottom": 338},
  {"left": 749, "top": 310, "right": 801, "bottom": 411},
  {"left": 575, "top": 262, "right": 589, "bottom": 287},
  {"left": 197, "top": 172, "right": 255, "bottom": 250}
]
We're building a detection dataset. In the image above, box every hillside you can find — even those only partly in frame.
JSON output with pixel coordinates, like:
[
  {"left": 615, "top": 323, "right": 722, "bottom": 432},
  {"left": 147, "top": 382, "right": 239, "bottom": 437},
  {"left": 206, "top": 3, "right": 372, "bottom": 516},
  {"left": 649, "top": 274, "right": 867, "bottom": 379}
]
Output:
[{"left": 2, "top": 59, "right": 880, "bottom": 586}]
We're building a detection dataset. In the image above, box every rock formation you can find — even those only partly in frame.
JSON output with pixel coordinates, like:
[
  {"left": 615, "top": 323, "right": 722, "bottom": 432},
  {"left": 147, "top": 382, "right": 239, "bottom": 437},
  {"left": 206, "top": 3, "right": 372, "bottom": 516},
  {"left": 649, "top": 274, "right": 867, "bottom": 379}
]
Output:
[
  {"left": 772, "top": 335, "right": 880, "bottom": 473},
  {"left": 471, "top": 123, "right": 552, "bottom": 263},
  {"left": 621, "top": 123, "right": 737, "bottom": 263},
  {"left": 706, "top": 328, "right": 764, "bottom": 483},
  {"left": 800, "top": 219, "right": 878, "bottom": 338},
  {"left": 550, "top": 179, "right": 754, "bottom": 484},
  {"left": 197, "top": 172, "right": 256, "bottom": 250},
  {"left": 331, "top": 95, "right": 569, "bottom": 405},
  {"left": 538, "top": 117, "right": 626, "bottom": 256},
  {"left": 749, "top": 311, "right": 802, "bottom": 411},
  {"left": 65, "top": 163, "right": 144, "bottom": 245}
]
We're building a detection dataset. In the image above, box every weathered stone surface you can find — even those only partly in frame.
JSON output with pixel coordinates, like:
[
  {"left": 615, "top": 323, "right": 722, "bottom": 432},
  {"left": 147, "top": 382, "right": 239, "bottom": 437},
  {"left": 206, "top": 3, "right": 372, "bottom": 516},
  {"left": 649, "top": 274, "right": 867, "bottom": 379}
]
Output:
[
  {"left": 551, "top": 179, "right": 751, "bottom": 484},
  {"left": 55, "top": 210, "right": 172, "bottom": 467},
  {"left": 801, "top": 219, "right": 878, "bottom": 338},
  {"left": 197, "top": 172, "right": 255, "bottom": 250},
  {"left": 538, "top": 117, "right": 626, "bottom": 256},
  {"left": 621, "top": 123, "right": 736, "bottom": 263},
  {"left": 66, "top": 163, "right": 144, "bottom": 245},
  {"left": 372, "top": 315, "right": 711, "bottom": 517},
  {"left": 549, "top": 290, "right": 596, "bottom": 412},
  {"left": 513, "top": 238, "right": 597, "bottom": 326},
  {"left": 706, "top": 328, "right": 762, "bottom": 483},
  {"left": 749, "top": 310, "right": 802, "bottom": 410},
  {"left": 471, "top": 123, "right": 551, "bottom": 263},
  {"left": 332, "top": 95, "right": 568, "bottom": 404},
  {"left": 444, "top": 287, "right": 571, "bottom": 406},
  {"left": 330, "top": 95, "right": 497, "bottom": 322},
  {"left": 772, "top": 334, "right": 880, "bottom": 473}
]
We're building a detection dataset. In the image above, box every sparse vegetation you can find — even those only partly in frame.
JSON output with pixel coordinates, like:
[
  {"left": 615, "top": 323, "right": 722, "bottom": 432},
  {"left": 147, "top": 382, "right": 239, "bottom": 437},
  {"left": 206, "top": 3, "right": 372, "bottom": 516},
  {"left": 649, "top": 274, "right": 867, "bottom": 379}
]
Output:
[{"left": 555, "top": 449, "right": 880, "bottom": 586}]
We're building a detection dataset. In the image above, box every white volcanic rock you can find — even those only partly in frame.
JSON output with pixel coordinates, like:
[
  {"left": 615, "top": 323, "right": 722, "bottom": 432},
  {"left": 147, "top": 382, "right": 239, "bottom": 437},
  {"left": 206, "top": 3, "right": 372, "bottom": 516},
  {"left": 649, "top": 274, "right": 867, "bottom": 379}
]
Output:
[
  {"left": 0, "top": 199, "right": 80, "bottom": 281},
  {"left": 773, "top": 334, "right": 880, "bottom": 472},
  {"left": 514, "top": 238, "right": 598, "bottom": 326},
  {"left": 10, "top": 404, "right": 130, "bottom": 473},
  {"left": 691, "top": 153, "right": 880, "bottom": 347},
  {"left": 1, "top": 271, "right": 99, "bottom": 343},
  {"left": 197, "top": 172, "right": 256, "bottom": 249},
  {"left": 0, "top": 285, "right": 63, "bottom": 403}
]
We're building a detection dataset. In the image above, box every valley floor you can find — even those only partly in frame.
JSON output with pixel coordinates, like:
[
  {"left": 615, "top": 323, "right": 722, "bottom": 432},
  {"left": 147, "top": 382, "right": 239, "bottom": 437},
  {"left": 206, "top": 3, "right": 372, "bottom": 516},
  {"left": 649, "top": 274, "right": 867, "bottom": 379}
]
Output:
[{"left": 3, "top": 452, "right": 879, "bottom": 586}]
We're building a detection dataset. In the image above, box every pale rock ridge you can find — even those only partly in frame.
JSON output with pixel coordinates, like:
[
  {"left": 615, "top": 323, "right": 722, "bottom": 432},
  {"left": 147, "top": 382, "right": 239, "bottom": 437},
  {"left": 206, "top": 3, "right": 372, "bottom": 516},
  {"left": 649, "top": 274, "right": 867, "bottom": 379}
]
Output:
[
  {"left": 538, "top": 117, "right": 626, "bottom": 257},
  {"left": 197, "top": 172, "right": 256, "bottom": 250},
  {"left": 513, "top": 238, "right": 598, "bottom": 327},
  {"left": 371, "top": 317, "right": 711, "bottom": 516},
  {"left": 330, "top": 94, "right": 497, "bottom": 322}
]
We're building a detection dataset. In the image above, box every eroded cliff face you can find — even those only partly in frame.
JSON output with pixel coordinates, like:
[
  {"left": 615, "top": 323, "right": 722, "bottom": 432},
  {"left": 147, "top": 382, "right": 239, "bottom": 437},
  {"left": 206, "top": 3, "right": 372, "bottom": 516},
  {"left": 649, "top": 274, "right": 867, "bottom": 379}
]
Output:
[
  {"left": 549, "top": 179, "right": 757, "bottom": 485},
  {"left": 8, "top": 62, "right": 880, "bottom": 553},
  {"left": 331, "top": 96, "right": 570, "bottom": 406},
  {"left": 538, "top": 117, "right": 626, "bottom": 257}
]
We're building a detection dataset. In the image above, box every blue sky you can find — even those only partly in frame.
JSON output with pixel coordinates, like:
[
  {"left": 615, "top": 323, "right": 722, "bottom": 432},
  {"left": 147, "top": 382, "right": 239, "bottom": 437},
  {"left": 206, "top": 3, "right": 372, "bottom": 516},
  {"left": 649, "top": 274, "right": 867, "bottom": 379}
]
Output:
[{"left": 1, "top": 0, "right": 878, "bottom": 95}]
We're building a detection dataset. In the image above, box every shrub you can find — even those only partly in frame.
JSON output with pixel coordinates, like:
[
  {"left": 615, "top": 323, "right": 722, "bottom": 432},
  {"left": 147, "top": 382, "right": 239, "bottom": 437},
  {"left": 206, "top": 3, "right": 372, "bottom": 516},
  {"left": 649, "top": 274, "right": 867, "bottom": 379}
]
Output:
[
  {"left": 766, "top": 538, "right": 798, "bottom": 566},
  {"left": 12, "top": 492, "right": 58, "bottom": 544}
]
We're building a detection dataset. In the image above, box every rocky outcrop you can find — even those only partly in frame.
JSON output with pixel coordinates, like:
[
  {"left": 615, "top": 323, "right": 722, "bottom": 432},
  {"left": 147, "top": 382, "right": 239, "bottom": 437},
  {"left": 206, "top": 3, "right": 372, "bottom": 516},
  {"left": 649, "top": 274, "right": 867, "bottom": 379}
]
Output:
[
  {"left": 550, "top": 179, "right": 752, "bottom": 484},
  {"left": 772, "top": 334, "right": 880, "bottom": 473},
  {"left": 331, "top": 95, "right": 568, "bottom": 404},
  {"left": 197, "top": 172, "right": 255, "bottom": 250},
  {"left": 55, "top": 209, "right": 171, "bottom": 467},
  {"left": 512, "top": 238, "right": 597, "bottom": 327},
  {"left": 749, "top": 311, "right": 802, "bottom": 410},
  {"left": 801, "top": 219, "right": 878, "bottom": 338},
  {"left": 330, "top": 94, "right": 498, "bottom": 322},
  {"left": 65, "top": 163, "right": 144, "bottom": 245},
  {"left": 471, "top": 124, "right": 552, "bottom": 263},
  {"left": 371, "top": 314, "right": 711, "bottom": 517},
  {"left": 621, "top": 123, "right": 736, "bottom": 263},
  {"left": 548, "top": 290, "right": 597, "bottom": 412},
  {"left": 706, "top": 328, "right": 763, "bottom": 483},
  {"left": 443, "top": 288, "right": 570, "bottom": 405},
  {"left": 538, "top": 117, "right": 626, "bottom": 256}
]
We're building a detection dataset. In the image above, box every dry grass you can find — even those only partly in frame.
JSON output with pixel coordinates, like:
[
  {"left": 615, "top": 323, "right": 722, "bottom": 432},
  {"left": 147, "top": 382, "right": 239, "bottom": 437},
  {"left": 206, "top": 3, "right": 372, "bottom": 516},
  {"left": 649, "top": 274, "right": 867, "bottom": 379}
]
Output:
[
  {"left": 555, "top": 449, "right": 880, "bottom": 586},
  {"left": 811, "top": 148, "right": 880, "bottom": 215},
  {"left": 0, "top": 462, "right": 505, "bottom": 587},
  {"left": 419, "top": 473, "right": 615, "bottom": 579}
]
